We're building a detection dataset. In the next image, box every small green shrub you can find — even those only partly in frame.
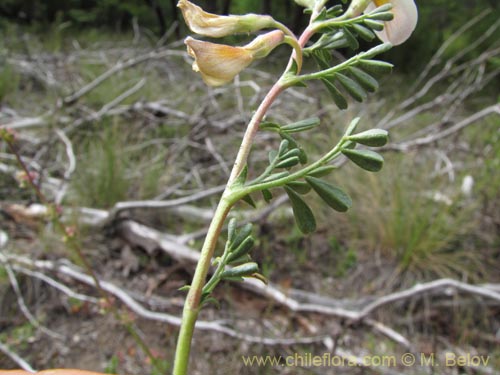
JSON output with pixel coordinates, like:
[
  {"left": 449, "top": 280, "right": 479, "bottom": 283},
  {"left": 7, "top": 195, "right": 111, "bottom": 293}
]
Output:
[
  {"left": 344, "top": 155, "right": 482, "bottom": 279},
  {"left": 71, "top": 123, "right": 129, "bottom": 208}
]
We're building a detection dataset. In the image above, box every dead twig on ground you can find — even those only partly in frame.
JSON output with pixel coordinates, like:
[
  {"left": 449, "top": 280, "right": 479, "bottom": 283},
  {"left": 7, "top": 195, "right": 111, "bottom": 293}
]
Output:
[{"left": 0, "top": 340, "right": 36, "bottom": 372}]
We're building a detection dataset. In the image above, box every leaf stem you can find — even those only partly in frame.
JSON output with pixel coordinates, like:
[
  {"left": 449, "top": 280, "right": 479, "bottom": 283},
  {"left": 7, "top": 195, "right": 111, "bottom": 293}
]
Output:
[{"left": 242, "top": 137, "right": 349, "bottom": 196}]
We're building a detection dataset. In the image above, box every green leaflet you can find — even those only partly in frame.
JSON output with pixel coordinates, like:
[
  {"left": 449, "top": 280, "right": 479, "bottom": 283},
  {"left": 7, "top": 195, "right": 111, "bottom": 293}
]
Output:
[
  {"left": 357, "top": 59, "right": 393, "bottom": 74},
  {"left": 241, "top": 194, "right": 257, "bottom": 207},
  {"left": 262, "top": 189, "right": 273, "bottom": 202},
  {"left": 335, "top": 72, "right": 367, "bottom": 102},
  {"left": 229, "top": 223, "right": 253, "bottom": 251},
  {"left": 221, "top": 262, "right": 259, "bottom": 279},
  {"left": 284, "top": 186, "right": 316, "bottom": 234},
  {"left": 275, "top": 156, "right": 300, "bottom": 169},
  {"left": 363, "top": 19, "right": 384, "bottom": 31},
  {"left": 341, "top": 148, "right": 384, "bottom": 172},
  {"left": 345, "top": 117, "right": 361, "bottom": 136},
  {"left": 322, "top": 78, "right": 348, "bottom": 110},
  {"left": 227, "top": 236, "right": 255, "bottom": 263},
  {"left": 280, "top": 117, "right": 321, "bottom": 133},
  {"left": 285, "top": 181, "right": 312, "bottom": 194},
  {"left": 308, "top": 165, "right": 337, "bottom": 178},
  {"left": 350, "top": 23, "right": 375, "bottom": 41},
  {"left": 348, "top": 128, "right": 388, "bottom": 147},
  {"left": 348, "top": 67, "right": 379, "bottom": 92},
  {"left": 305, "top": 176, "right": 352, "bottom": 212},
  {"left": 227, "top": 218, "right": 237, "bottom": 243}
]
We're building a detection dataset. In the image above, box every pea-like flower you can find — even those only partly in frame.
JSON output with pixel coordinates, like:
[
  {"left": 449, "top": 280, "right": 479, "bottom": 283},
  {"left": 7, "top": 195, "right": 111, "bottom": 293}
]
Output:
[
  {"left": 178, "top": 0, "right": 277, "bottom": 38},
  {"left": 185, "top": 30, "right": 285, "bottom": 86},
  {"left": 345, "top": 0, "right": 418, "bottom": 45},
  {"left": 366, "top": 0, "right": 418, "bottom": 45}
]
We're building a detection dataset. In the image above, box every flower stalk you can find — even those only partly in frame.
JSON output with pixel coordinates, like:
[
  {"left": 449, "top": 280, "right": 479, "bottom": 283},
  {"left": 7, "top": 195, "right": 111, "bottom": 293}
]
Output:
[
  {"left": 173, "top": 0, "right": 415, "bottom": 373},
  {"left": 173, "top": 20, "right": 318, "bottom": 375}
]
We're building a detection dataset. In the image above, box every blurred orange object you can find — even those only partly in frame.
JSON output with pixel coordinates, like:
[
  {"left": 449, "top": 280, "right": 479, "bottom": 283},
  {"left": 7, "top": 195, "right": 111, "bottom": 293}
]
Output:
[{"left": 0, "top": 370, "right": 114, "bottom": 375}]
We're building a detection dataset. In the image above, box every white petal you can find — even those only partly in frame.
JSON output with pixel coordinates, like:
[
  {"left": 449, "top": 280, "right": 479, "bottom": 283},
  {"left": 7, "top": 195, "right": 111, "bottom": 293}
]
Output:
[
  {"left": 384, "top": 0, "right": 418, "bottom": 45},
  {"left": 366, "top": 0, "right": 418, "bottom": 45}
]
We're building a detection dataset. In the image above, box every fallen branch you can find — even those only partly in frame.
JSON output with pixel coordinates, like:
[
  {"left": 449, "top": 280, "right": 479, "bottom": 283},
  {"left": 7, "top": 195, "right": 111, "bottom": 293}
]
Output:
[
  {"left": 385, "top": 104, "right": 500, "bottom": 151},
  {"left": 5, "top": 255, "right": 328, "bottom": 347},
  {"left": 63, "top": 49, "right": 186, "bottom": 105},
  {"left": 0, "top": 340, "right": 36, "bottom": 372},
  {"left": 0, "top": 252, "right": 63, "bottom": 340}
]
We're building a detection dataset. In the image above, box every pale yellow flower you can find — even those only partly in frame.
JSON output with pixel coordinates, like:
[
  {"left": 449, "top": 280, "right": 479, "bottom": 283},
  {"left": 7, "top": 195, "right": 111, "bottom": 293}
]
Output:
[
  {"left": 178, "top": 0, "right": 276, "bottom": 38},
  {"left": 185, "top": 30, "right": 285, "bottom": 86},
  {"left": 366, "top": 0, "right": 418, "bottom": 45}
]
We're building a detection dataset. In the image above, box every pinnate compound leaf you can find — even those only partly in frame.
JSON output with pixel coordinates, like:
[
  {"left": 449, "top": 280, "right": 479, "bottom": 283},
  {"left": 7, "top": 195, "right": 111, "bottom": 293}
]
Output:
[
  {"left": 284, "top": 186, "right": 316, "bottom": 234},
  {"left": 305, "top": 177, "right": 352, "bottom": 212},
  {"left": 341, "top": 148, "right": 384, "bottom": 172}
]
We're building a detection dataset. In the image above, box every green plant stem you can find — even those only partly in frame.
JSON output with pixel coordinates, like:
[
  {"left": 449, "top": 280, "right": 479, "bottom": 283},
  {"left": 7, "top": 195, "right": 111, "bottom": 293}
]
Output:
[
  {"left": 293, "top": 51, "right": 364, "bottom": 83},
  {"left": 172, "top": 83, "right": 284, "bottom": 374},
  {"left": 203, "top": 245, "right": 230, "bottom": 295},
  {"left": 173, "top": 24, "right": 318, "bottom": 375}
]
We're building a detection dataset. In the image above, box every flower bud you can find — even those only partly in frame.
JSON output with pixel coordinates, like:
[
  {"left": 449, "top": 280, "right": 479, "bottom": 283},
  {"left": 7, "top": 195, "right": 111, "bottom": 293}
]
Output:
[
  {"left": 178, "top": 0, "right": 277, "bottom": 38},
  {"left": 185, "top": 30, "right": 285, "bottom": 86}
]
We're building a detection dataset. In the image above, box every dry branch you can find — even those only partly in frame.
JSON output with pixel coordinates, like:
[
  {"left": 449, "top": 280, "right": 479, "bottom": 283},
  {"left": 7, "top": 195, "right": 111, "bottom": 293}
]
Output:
[
  {"left": 5, "top": 254, "right": 329, "bottom": 347},
  {"left": 385, "top": 104, "right": 500, "bottom": 151},
  {"left": 62, "top": 49, "right": 186, "bottom": 105},
  {"left": 0, "top": 341, "right": 36, "bottom": 373}
]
